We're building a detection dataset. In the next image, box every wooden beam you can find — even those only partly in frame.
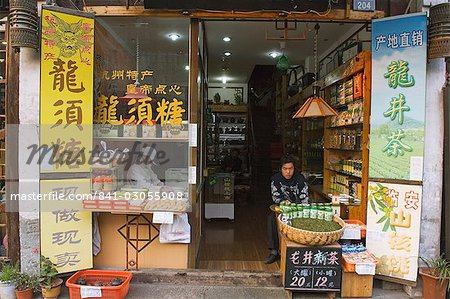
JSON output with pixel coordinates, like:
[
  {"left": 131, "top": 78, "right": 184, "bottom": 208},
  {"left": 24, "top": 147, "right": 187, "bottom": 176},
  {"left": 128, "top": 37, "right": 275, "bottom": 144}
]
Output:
[
  {"left": 6, "top": 19, "right": 20, "bottom": 264},
  {"left": 85, "top": 6, "right": 384, "bottom": 21},
  {"left": 187, "top": 19, "right": 199, "bottom": 269}
]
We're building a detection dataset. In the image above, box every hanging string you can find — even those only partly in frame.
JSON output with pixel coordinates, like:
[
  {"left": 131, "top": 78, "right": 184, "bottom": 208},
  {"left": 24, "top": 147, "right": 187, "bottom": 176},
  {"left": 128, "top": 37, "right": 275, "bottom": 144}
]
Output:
[
  {"left": 135, "top": 29, "right": 141, "bottom": 87},
  {"left": 313, "top": 23, "right": 320, "bottom": 95}
]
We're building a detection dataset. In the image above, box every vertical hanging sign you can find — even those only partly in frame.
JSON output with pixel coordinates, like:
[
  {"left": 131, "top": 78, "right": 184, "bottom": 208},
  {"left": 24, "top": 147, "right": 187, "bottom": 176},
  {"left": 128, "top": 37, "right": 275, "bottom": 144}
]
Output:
[
  {"left": 369, "top": 13, "right": 427, "bottom": 181},
  {"left": 40, "top": 7, "right": 94, "bottom": 173},
  {"left": 40, "top": 179, "right": 93, "bottom": 273},
  {"left": 366, "top": 182, "right": 422, "bottom": 282}
]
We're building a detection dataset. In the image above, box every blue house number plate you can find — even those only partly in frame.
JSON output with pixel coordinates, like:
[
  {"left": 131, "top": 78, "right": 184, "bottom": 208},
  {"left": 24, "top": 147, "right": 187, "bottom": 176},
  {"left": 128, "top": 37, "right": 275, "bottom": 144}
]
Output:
[{"left": 353, "top": 0, "right": 375, "bottom": 11}]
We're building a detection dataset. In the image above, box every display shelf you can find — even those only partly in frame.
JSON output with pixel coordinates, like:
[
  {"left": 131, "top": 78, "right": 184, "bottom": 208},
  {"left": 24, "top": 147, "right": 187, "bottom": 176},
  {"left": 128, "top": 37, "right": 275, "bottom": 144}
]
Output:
[
  {"left": 327, "top": 122, "right": 363, "bottom": 129},
  {"left": 209, "top": 104, "right": 247, "bottom": 113},
  {"left": 326, "top": 168, "right": 362, "bottom": 179},
  {"left": 206, "top": 107, "right": 248, "bottom": 167},
  {"left": 325, "top": 147, "right": 362, "bottom": 151},
  {"left": 323, "top": 51, "right": 371, "bottom": 223},
  {"left": 94, "top": 137, "right": 189, "bottom": 142}
]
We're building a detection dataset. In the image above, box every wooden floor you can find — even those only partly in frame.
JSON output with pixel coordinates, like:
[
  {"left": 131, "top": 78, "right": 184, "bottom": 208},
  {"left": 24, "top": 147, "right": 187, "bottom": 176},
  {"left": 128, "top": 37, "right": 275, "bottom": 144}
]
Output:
[{"left": 198, "top": 199, "right": 280, "bottom": 272}]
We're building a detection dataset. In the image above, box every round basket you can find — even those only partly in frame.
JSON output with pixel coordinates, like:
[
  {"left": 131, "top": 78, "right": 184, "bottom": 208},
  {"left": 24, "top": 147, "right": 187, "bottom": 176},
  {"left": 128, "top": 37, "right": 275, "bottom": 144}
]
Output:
[{"left": 277, "top": 214, "right": 346, "bottom": 246}]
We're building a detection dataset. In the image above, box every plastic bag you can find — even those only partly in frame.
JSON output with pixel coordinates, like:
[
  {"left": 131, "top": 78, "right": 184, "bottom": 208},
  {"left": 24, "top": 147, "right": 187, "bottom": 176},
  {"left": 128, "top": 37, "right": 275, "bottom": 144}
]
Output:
[{"left": 159, "top": 213, "right": 191, "bottom": 243}]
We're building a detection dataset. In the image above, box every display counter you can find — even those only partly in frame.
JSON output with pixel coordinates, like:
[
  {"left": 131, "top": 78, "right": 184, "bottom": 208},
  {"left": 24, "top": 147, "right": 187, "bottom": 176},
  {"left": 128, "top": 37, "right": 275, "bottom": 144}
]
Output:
[{"left": 93, "top": 212, "right": 189, "bottom": 269}]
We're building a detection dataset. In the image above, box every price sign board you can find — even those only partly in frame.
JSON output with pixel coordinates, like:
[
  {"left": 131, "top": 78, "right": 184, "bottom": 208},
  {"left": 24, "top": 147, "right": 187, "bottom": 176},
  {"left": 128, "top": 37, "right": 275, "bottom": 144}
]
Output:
[
  {"left": 353, "top": 0, "right": 375, "bottom": 11},
  {"left": 284, "top": 246, "right": 342, "bottom": 291}
]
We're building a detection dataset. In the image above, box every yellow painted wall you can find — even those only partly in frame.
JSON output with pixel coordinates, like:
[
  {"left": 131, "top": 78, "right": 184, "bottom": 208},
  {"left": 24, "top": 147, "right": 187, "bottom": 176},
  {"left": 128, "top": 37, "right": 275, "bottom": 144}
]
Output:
[{"left": 94, "top": 213, "right": 188, "bottom": 269}]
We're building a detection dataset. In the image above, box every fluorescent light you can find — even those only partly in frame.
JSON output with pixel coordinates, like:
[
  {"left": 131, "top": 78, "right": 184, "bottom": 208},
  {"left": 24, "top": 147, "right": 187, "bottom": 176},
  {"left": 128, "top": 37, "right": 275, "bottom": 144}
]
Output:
[
  {"left": 222, "top": 77, "right": 227, "bottom": 84},
  {"left": 269, "top": 52, "right": 280, "bottom": 58},
  {"left": 185, "top": 65, "right": 190, "bottom": 71},
  {"left": 224, "top": 51, "right": 232, "bottom": 57},
  {"left": 223, "top": 36, "right": 231, "bottom": 42},
  {"left": 168, "top": 33, "right": 181, "bottom": 41}
]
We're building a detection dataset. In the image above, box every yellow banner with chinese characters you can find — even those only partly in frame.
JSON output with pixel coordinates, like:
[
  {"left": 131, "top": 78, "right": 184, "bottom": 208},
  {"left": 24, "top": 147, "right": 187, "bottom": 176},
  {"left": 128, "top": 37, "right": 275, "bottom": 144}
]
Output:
[
  {"left": 40, "top": 179, "right": 92, "bottom": 274},
  {"left": 40, "top": 8, "right": 94, "bottom": 172}
]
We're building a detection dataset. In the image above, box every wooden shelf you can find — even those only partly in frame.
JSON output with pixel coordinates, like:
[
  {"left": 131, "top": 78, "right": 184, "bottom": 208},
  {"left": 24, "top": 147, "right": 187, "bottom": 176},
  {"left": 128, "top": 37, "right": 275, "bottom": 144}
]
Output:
[
  {"left": 325, "top": 147, "right": 362, "bottom": 151},
  {"left": 325, "top": 168, "right": 362, "bottom": 179},
  {"left": 327, "top": 122, "right": 363, "bottom": 129},
  {"left": 322, "top": 51, "right": 371, "bottom": 223},
  {"left": 209, "top": 104, "right": 247, "bottom": 113}
]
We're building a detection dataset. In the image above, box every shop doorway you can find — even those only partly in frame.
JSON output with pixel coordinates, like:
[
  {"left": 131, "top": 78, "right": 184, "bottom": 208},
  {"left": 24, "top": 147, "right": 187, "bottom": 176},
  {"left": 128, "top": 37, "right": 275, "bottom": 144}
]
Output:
[{"left": 197, "top": 20, "right": 370, "bottom": 272}]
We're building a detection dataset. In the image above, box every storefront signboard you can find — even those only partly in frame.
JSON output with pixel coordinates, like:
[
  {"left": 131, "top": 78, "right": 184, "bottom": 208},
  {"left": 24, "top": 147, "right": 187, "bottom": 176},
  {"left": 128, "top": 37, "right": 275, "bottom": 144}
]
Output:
[
  {"left": 366, "top": 181, "right": 422, "bottom": 282},
  {"left": 40, "top": 7, "right": 94, "bottom": 172},
  {"left": 284, "top": 246, "right": 342, "bottom": 291},
  {"left": 40, "top": 179, "right": 93, "bottom": 274},
  {"left": 369, "top": 13, "right": 427, "bottom": 181}
]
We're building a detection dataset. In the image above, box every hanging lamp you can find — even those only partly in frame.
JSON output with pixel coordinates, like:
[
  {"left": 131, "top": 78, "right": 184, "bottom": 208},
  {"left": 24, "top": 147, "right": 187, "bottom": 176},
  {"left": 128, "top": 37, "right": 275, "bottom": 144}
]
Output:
[
  {"left": 293, "top": 24, "right": 338, "bottom": 118},
  {"left": 121, "top": 26, "right": 149, "bottom": 100}
]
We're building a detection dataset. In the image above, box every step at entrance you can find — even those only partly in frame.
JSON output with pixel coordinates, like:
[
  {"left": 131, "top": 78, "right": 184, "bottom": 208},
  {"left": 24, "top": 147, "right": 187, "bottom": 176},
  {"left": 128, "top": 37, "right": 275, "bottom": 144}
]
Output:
[{"left": 133, "top": 268, "right": 282, "bottom": 288}]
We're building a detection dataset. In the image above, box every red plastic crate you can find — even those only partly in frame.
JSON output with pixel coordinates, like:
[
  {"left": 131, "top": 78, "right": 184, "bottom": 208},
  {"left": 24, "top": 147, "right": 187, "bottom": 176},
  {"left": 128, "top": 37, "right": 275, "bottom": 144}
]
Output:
[{"left": 66, "top": 270, "right": 133, "bottom": 299}]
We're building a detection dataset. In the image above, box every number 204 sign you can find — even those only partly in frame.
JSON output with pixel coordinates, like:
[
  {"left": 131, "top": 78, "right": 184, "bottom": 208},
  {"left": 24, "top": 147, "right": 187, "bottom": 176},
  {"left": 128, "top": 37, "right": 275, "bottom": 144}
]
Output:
[
  {"left": 353, "top": 0, "right": 375, "bottom": 11},
  {"left": 284, "top": 246, "right": 342, "bottom": 292}
]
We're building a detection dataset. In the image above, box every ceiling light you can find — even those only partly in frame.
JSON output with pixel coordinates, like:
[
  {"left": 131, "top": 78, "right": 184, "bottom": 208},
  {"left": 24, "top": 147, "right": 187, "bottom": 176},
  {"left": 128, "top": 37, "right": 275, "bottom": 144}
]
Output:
[
  {"left": 222, "top": 77, "right": 227, "bottom": 84},
  {"left": 269, "top": 52, "right": 280, "bottom": 58},
  {"left": 1, "top": 42, "right": 6, "bottom": 45},
  {"left": 224, "top": 51, "right": 232, "bottom": 57},
  {"left": 185, "top": 65, "right": 190, "bottom": 71},
  {"left": 168, "top": 33, "right": 181, "bottom": 41},
  {"left": 223, "top": 36, "right": 231, "bottom": 42}
]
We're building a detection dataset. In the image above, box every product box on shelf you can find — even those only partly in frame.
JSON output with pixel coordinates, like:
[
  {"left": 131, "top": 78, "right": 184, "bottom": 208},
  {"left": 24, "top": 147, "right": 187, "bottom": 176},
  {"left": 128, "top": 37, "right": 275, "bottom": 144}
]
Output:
[
  {"left": 162, "top": 120, "right": 189, "bottom": 138},
  {"left": 91, "top": 166, "right": 124, "bottom": 194},
  {"left": 94, "top": 124, "right": 120, "bottom": 138},
  {"left": 141, "top": 120, "right": 157, "bottom": 138},
  {"left": 122, "top": 119, "right": 138, "bottom": 137}
]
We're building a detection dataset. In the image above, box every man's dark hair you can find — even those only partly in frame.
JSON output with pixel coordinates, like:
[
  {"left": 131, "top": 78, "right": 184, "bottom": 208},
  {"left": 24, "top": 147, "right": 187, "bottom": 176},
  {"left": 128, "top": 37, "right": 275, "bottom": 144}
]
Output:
[{"left": 280, "top": 155, "right": 294, "bottom": 168}]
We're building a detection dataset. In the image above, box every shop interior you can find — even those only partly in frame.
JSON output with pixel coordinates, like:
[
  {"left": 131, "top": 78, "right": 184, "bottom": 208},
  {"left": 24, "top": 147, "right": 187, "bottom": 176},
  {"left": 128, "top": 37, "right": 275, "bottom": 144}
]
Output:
[
  {"left": 90, "top": 17, "right": 372, "bottom": 271},
  {"left": 199, "top": 20, "right": 371, "bottom": 272}
]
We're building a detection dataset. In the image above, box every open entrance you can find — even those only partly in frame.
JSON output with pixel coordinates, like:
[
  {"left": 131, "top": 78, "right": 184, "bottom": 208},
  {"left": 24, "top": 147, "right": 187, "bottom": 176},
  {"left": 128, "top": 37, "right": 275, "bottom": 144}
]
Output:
[{"left": 198, "top": 20, "right": 370, "bottom": 272}]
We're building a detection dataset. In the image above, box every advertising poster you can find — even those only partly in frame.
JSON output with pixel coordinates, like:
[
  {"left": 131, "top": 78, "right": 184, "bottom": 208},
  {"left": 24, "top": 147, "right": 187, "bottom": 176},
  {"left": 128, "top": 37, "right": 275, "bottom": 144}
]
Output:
[
  {"left": 40, "top": 8, "right": 94, "bottom": 172},
  {"left": 369, "top": 13, "right": 427, "bottom": 181},
  {"left": 366, "top": 182, "right": 422, "bottom": 282},
  {"left": 40, "top": 179, "right": 93, "bottom": 274}
]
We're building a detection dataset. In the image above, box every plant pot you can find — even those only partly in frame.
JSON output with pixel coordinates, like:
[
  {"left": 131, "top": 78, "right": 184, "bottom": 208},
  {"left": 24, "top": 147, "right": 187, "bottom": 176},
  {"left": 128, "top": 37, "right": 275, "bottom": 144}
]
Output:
[
  {"left": 15, "top": 288, "right": 33, "bottom": 299},
  {"left": 419, "top": 267, "right": 449, "bottom": 299},
  {"left": 0, "top": 280, "right": 17, "bottom": 299},
  {"left": 40, "top": 278, "right": 63, "bottom": 299}
]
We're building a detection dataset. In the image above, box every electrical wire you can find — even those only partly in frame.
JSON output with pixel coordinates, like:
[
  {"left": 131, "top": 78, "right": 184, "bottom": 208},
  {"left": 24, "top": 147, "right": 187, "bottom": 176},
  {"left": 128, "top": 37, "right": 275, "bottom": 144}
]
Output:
[
  {"left": 191, "top": 0, "right": 332, "bottom": 17},
  {"left": 67, "top": 0, "right": 81, "bottom": 11}
]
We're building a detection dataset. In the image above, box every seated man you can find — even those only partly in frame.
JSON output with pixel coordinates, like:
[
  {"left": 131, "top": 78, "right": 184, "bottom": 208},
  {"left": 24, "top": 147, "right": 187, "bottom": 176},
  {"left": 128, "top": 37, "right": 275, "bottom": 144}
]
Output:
[{"left": 265, "top": 155, "right": 309, "bottom": 264}]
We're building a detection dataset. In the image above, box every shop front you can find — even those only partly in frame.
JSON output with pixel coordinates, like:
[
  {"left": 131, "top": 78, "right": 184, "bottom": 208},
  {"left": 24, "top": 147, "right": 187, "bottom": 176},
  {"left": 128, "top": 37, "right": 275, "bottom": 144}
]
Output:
[{"left": 9, "top": 0, "right": 447, "bottom": 298}]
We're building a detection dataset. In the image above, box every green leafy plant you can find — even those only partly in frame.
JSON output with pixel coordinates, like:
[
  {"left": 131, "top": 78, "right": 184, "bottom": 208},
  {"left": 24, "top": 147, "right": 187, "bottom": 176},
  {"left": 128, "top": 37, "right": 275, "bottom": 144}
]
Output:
[
  {"left": 16, "top": 272, "right": 38, "bottom": 291},
  {"left": 368, "top": 183, "right": 396, "bottom": 232},
  {"left": 39, "top": 256, "right": 58, "bottom": 291},
  {"left": 0, "top": 263, "right": 19, "bottom": 282},
  {"left": 421, "top": 255, "right": 450, "bottom": 290}
]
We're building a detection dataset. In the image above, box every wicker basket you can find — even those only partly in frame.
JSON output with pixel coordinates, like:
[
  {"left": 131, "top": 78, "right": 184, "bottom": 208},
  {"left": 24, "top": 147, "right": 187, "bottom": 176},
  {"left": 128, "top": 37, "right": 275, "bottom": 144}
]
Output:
[{"left": 277, "top": 214, "right": 346, "bottom": 246}]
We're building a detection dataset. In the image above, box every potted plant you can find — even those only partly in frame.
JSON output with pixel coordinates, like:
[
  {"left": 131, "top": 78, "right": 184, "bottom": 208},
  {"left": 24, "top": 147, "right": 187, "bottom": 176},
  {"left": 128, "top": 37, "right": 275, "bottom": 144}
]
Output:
[
  {"left": 0, "top": 263, "right": 19, "bottom": 299},
  {"left": 420, "top": 255, "right": 450, "bottom": 299},
  {"left": 15, "top": 273, "right": 37, "bottom": 299},
  {"left": 39, "top": 256, "right": 62, "bottom": 299}
]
